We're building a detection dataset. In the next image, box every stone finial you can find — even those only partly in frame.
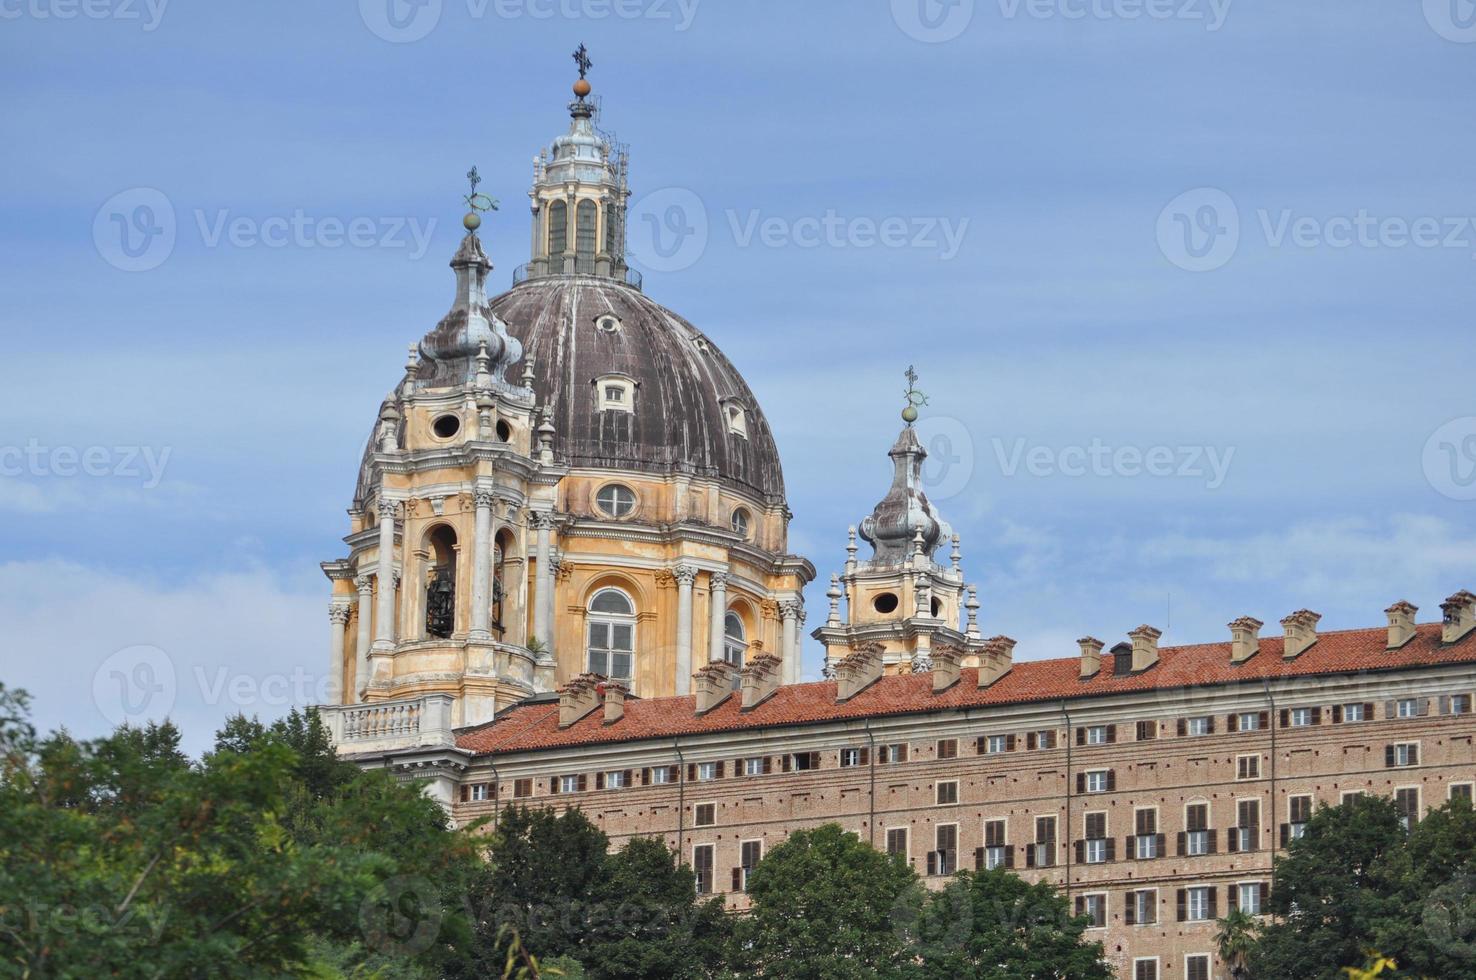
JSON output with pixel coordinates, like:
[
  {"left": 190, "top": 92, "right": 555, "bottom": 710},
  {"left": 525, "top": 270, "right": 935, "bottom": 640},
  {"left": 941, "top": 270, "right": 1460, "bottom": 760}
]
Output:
[
  {"left": 979, "top": 635, "right": 1016, "bottom": 688},
  {"left": 835, "top": 642, "right": 885, "bottom": 702},
  {"left": 931, "top": 643, "right": 964, "bottom": 693},
  {"left": 845, "top": 526, "right": 858, "bottom": 572},
  {"left": 826, "top": 574, "right": 843, "bottom": 626},
  {"left": 1078, "top": 636, "right": 1105, "bottom": 679},
  {"left": 965, "top": 586, "right": 980, "bottom": 639},
  {"left": 740, "top": 653, "right": 783, "bottom": 710},
  {"left": 1280, "top": 609, "right": 1322, "bottom": 659},
  {"left": 1385, "top": 600, "right": 1418, "bottom": 650},
  {"left": 1441, "top": 591, "right": 1476, "bottom": 644},
  {"left": 558, "top": 673, "right": 603, "bottom": 728},
  {"left": 522, "top": 356, "right": 536, "bottom": 390},
  {"left": 694, "top": 660, "right": 739, "bottom": 715},
  {"left": 602, "top": 679, "right": 629, "bottom": 725},
  {"left": 1128, "top": 624, "right": 1163, "bottom": 672},
  {"left": 537, "top": 407, "right": 556, "bottom": 462},
  {"left": 950, "top": 534, "right": 962, "bottom": 574},
  {"left": 1228, "top": 616, "right": 1263, "bottom": 664}
]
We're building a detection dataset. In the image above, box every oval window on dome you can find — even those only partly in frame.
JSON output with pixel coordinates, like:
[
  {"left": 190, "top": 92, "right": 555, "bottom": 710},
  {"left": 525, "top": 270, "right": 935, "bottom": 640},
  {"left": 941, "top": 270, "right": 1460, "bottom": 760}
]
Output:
[
  {"left": 432, "top": 414, "right": 461, "bottom": 439},
  {"left": 730, "top": 508, "right": 751, "bottom": 539},
  {"left": 872, "top": 592, "right": 899, "bottom": 614},
  {"left": 595, "top": 483, "right": 637, "bottom": 518}
]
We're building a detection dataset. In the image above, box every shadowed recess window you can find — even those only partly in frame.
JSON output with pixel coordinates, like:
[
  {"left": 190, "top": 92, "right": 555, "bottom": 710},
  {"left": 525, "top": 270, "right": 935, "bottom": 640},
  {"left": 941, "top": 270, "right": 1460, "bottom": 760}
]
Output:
[
  {"left": 587, "top": 588, "right": 634, "bottom": 681},
  {"left": 548, "top": 200, "right": 567, "bottom": 255},
  {"left": 576, "top": 199, "right": 597, "bottom": 270}
]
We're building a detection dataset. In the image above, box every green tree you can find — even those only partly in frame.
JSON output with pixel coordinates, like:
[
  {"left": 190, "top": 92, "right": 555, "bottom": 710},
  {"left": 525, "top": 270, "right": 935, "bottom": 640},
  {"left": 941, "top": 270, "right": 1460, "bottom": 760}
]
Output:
[
  {"left": 1215, "top": 907, "right": 1259, "bottom": 980},
  {"left": 585, "top": 836, "right": 730, "bottom": 979},
  {"left": 0, "top": 685, "right": 479, "bottom": 978},
  {"left": 1250, "top": 795, "right": 1406, "bottom": 980},
  {"left": 732, "top": 823, "right": 922, "bottom": 980},
  {"left": 909, "top": 867, "right": 1111, "bottom": 979}
]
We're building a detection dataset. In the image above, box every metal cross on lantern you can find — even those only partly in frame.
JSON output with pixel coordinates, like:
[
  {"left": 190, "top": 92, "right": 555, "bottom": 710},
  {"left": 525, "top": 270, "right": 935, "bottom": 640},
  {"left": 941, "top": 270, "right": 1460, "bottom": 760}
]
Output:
[
  {"left": 464, "top": 166, "right": 498, "bottom": 214},
  {"left": 902, "top": 365, "right": 929, "bottom": 425},
  {"left": 573, "top": 43, "right": 593, "bottom": 80}
]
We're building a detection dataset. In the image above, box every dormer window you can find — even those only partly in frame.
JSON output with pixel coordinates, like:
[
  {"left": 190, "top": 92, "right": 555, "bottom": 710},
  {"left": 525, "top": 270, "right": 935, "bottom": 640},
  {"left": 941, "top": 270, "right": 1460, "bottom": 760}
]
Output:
[
  {"left": 596, "top": 375, "right": 635, "bottom": 413},
  {"left": 723, "top": 401, "right": 748, "bottom": 438}
]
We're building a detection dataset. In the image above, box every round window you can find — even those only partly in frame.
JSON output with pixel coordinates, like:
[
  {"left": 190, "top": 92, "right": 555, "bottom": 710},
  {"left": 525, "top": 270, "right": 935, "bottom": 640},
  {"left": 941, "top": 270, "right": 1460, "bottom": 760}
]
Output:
[
  {"left": 873, "top": 592, "right": 899, "bottom": 614},
  {"left": 596, "top": 315, "right": 620, "bottom": 333},
  {"left": 595, "top": 484, "right": 637, "bottom": 518},
  {"left": 495, "top": 419, "right": 512, "bottom": 443},
  {"left": 432, "top": 414, "right": 461, "bottom": 439},
  {"left": 730, "top": 508, "right": 751, "bottom": 539},
  {"left": 931, "top": 597, "right": 943, "bottom": 617}
]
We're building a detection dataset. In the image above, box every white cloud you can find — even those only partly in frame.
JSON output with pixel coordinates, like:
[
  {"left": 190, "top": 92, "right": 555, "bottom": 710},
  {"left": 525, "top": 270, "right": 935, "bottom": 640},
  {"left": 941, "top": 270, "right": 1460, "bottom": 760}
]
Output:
[{"left": 0, "top": 559, "right": 321, "bottom": 755}]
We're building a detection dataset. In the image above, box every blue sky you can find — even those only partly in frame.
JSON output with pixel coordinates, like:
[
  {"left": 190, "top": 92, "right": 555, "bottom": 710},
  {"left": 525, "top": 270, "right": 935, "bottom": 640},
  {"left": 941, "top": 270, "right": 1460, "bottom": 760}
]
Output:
[{"left": 3, "top": 0, "right": 1475, "bottom": 751}]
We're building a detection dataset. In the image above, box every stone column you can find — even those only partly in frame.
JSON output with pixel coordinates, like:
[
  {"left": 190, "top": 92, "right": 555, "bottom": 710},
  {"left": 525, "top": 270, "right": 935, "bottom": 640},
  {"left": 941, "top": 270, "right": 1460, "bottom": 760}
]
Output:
[
  {"left": 372, "top": 497, "right": 399, "bottom": 652},
  {"left": 674, "top": 564, "right": 697, "bottom": 694},
  {"left": 779, "top": 600, "right": 801, "bottom": 686},
  {"left": 708, "top": 571, "right": 729, "bottom": 666},
  {"left": 354, "top": 575, "right": 374, "bottom": 698},
  {"left": 531, "top": 511, "right": 555, "bottom": 650},
  {"left": 469, "top": 487, "right": 496, "bottom": 643},
  {"left": 328, "top": 602, "right": 351, "bottom": 703}
]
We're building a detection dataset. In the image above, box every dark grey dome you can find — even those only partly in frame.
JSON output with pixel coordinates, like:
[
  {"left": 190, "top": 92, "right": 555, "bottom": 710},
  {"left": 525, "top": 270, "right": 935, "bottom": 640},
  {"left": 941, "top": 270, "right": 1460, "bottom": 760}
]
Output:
[{"left": 491, "top": 276, "right": 786, "bottom": 503}]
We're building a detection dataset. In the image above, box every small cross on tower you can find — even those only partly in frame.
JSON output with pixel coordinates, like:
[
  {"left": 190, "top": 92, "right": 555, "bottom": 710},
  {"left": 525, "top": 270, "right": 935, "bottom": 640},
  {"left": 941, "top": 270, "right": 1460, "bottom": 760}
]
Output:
[{"left": 573, "top": 43, "right": 593, "bottom": 80}]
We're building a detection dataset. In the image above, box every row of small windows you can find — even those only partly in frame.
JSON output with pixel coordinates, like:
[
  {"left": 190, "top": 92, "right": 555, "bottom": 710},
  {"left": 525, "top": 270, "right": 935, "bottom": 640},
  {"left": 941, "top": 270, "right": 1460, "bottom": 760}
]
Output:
[
  {"left": 428, "top": 412, "right": 512, "bottom": 443},
  {"left": 592, "top": 374, "right": 750, "bottom": 439}
]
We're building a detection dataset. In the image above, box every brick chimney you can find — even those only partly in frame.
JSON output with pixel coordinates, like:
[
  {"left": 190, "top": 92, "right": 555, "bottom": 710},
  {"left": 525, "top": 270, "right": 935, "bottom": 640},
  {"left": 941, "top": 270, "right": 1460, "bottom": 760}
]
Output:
[
  {"left": 602, "top": 680, "right": 629, "bottom": 725},
  {"left": 1077, "top": 636, "right": 1104, "bottom": 679},
  {"left": 740, "top": 652, "right": 783, "bottom": 710},
  {"left": 835, "top": 643, "right": 884, "bottom": 702},
  {"left": 1385, "top": 600, "right": 1418, "bottom": 650},
  {"left": 1228, "top": 617, "right": 1263, "bottom": 664},
  {"left": 558, "top": 673, "right": 603, "bottom": 728},
  {"left": 978, "top": 635, "right": 1015, "bottom": 688},
  {"left": 1129, "top": 625, "right": 1162, "bottom": 672},
  {"left": 931, "top": 644, "right": 964, "bottom": 693},
  {"left": 1280, "top": 609, "right": 1321, "bottom": 659},
  {"left": 1441, "top": 591, "right": 1476, "bottom": 644},
  {"left": 694, "top": 661, "right": 739, "bottom": 715}
]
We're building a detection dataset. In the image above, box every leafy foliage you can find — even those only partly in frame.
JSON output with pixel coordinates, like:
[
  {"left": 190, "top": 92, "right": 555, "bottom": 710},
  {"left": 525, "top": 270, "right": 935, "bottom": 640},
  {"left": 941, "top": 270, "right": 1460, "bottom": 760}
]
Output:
[{"left": 911, "top": 868, "right": 1111, "bottom": 979}]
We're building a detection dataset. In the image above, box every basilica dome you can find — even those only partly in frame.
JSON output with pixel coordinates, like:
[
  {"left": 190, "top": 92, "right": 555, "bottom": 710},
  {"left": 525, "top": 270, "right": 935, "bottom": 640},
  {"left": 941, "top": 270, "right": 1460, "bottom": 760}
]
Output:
[{"left": 489, "top": 276, "right": 785, "bottom": 502}]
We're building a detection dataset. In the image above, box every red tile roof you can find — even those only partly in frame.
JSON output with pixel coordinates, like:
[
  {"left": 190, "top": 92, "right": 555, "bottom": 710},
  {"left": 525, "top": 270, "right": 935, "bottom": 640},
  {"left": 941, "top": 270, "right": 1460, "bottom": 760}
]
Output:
[{"left": 455, "top": 622, "right": 1476, "bottom": 757}]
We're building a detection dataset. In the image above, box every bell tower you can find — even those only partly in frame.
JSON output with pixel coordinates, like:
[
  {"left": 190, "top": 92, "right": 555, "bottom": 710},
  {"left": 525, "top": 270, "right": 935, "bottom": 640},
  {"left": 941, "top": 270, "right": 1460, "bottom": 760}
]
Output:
[{"left": 812, "top": 369, "right": 986, "bottom": 674}]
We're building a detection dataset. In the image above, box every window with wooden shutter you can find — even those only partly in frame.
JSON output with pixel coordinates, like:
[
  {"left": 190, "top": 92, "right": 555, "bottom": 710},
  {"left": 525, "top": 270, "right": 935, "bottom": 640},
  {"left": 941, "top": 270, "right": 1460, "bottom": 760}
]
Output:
[
  {"left": 1136, "top": 720, "right": 1157, "bottom": 741},
  {"left": 937, "top": 739, "right": 957, "bottom": 760}
]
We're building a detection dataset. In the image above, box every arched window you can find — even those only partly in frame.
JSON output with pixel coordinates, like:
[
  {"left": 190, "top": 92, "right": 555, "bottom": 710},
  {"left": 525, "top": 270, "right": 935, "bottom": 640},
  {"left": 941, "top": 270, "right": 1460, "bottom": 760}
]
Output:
[
  {"left": 730, "top": 508, "right": 751, "bottom": 539},
  {"left": 425, "top": 525, "right": 457, "bottom": 639},
  {"left": 576, "top": 200, "right": 597, "bottom": 272},
  {"left": 548, "top": 200, "right": 567, "bottom": 257},
  {"left": 587, "top": 588, "right": 635, "bottom": 682},
  {"left": 723, "top": 611, "right": 747, "bottom": 669}
]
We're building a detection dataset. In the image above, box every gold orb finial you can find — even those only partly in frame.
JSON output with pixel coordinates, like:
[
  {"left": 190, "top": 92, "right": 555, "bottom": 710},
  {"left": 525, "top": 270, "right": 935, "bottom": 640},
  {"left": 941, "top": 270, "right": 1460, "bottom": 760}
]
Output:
[
  {"left": 463, "top": 212, "right": 481, "bottom": 231},
  {"left": 573, "top": 78, "right": 591, "bottom": 98},
  {"left": 901, "top": 405, "right": 919, "bottom": 424}
]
